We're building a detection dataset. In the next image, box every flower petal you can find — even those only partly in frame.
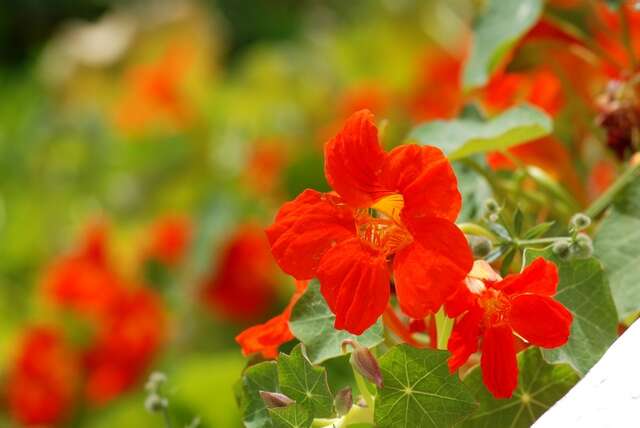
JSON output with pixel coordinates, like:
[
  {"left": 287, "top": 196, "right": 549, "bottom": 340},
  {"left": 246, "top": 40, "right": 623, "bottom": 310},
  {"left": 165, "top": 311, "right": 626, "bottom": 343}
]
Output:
[
  {"left": 324, "top": 110, "right": 388, "bottom": 207},
  {"left": 447, "top": 307, "right": 483, "bottom": 372},
  {"left": 510, "top": 294, "right": 572, "bottom": 348},
  {"left": 394, "top": 218, "right": 473, "bottom": 318},
  {"left": 496, "top": 257, "right": 559, "bottom": 296},
  {"left": 266, "top": 189, "right": 355, "bottom": 280},
  {"left": 384, "top": 144, "right": 461, "bottom": 223},
  {"left": 317, "top": 239, "right": 389, "bottom": 335},
  {"left": 235, "top": 314, "right": 291, "bottom": 359},
  {"left": 481, "top": 324, "right": 518, "bottom": 399}
]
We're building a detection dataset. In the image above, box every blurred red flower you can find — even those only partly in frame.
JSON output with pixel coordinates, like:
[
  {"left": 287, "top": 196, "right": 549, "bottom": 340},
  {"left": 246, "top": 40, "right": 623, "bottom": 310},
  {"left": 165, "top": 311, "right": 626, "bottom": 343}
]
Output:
[
  {"left": 267, "top": 110, "right": 472, "bottom": 335},
  {"left": 8, "top": 327, "right": 80, "bottom": 426},
  {"left": 114, "top": 41, "right": 195, "bottom": 133},
  {"left": 84, "top": 287, "right": 166, "bottom": 405},
  {"left": 446, "top": 259, "right": 572, "bottom": 398},
  {"left": 235, "top": 280, "right": 308, "bottom": 359},
  {"left": 201, "top": 224, "right": 279, "bottom": 322},
  {"left": 145, "top": 214, "right": 192, "bottom": 267}
]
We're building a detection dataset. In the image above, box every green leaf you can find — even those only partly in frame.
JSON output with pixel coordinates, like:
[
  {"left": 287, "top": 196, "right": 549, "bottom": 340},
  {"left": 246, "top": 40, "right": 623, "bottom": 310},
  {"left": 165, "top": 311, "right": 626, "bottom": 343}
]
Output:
[
  {"left": 463, "top": 0, "right": 543, "bottom": 88},
  {"left": 239, "top": 361, "right": 279, "bottom": 428},
  {"left": 523, "top": 221, "right": 555, "bottom": 239},
  {"left": 594, "top": 175, "right": 640, "bottom": 319},
  {"left": 455, "top": 159, "right": 492, "bottom": 222},
  {"left": 289, "top": 281, "right": 384, "bottom": 364},
  {"left": 268, "top": 404, "right": 312, "bottom": 428},
  {"left": 460, "top": 349, "right": 578, "bottom": 427},
  {"left": 278, "top": 345, "right": 334, "bottom": 418},
  {"left": 408, "top": 104, "right": 552, "bottom": 161},
  {"left": 523, "top": 248, "right": 618, "bottom": 375},
  {"left": 374, "top": 345, "right": 477, "bottom": 428}
]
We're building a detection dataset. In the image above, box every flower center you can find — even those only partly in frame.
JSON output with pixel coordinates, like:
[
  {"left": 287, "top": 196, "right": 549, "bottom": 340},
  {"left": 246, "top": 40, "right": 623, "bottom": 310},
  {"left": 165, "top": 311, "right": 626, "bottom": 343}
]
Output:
[
  {"left": 355, "top": 194, "right": 412, "bottom": 256},
  {"left": 479, "top": 289, "right": 511, "bottom": 325}
]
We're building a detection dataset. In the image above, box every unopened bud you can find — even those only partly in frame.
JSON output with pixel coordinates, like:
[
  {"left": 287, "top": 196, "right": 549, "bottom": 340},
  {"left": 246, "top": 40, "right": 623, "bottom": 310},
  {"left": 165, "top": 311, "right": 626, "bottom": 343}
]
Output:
[
  {"left": 569, "top": 213, "right": 591, "bottom": 232},
  {"left": 552, "top": 240, "right": 571, "bottom": 260},
  {"left": 144, "top": 393, "right": 168, "bottom": 413},
  {"left": 467, "top": 235, "right": 492, "bottom": 258},
  {"left": 259, "top": 391, "right": 295, "bottom": 408},
  {"left": 571, "top": 233, "right": 594, "bottom": 259},
  {"left": 342, "top": 339, "right": 383, "bottom": 389},
  {"left": 145, "top": 371, "right": 167, "bottom": 392},
  {"left": 483, "top": 199, "right": 500, "bottom": 215},
  {"left": 334, "top": 387, "right": 353, "bottom": 416}
]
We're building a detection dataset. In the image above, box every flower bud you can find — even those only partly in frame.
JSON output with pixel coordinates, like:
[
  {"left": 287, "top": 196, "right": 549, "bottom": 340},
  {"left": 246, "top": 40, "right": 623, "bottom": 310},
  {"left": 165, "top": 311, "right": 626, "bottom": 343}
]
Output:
[
  {"left": 259, "top": 391, "right": 295, "bottom": 408},
  {"left": 145, "top": 371, "right": 168, "bottom": 393},
  {"left": 467, "top": 235, "right": 492, "bottom": 258},
  {"left": 342, "top": 339, "right": 383, "bottom": 389},
  {"left": 483, "top": 198, "right": 500, "bottom": 215},
  {"left": 571, "top": 233, "right": 594, "bottom": 259},
  {"left": 334, "top": 387, "right": 353, "bottom": 416},
  {"left": 569, "top": 213, "right": 591, "bottom": 232},
  {"left": 552, "top": 240, "right": 571, "bottom": 260},
  {"left": 144, "top": 393, "right": 168, "bottom": 413}
]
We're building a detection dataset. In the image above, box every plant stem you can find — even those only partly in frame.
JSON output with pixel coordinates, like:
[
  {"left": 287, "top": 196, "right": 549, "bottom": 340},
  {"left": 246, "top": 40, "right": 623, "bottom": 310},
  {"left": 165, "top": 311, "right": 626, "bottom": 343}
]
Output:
[
  {"left": 584, "top": 161, "right": 640, "bottom": 219},
  {"left": 162, "top": 409, "right": 173, "bottom": 428},
  {"left": 434, "top": 308, "right": 454, "bottom": 351},
  {"left": 514, "top": 237, "right": 560, "bottom": 246},
  {"left": 353, "top": 368, "right": 374, "bottom": 410}
]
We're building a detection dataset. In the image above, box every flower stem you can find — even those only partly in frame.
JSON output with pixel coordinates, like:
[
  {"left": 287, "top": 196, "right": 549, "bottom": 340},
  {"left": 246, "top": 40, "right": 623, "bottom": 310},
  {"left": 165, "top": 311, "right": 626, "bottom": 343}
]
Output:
[
  {"left": 353, "top": 368, "right": 374, "bottom": 410},
  {"left": 584, "top": 161, "right": 640, "bottom": 219},
  {"left": 514, "top": 237, "right": 560, "bottom": 246},
  {"left": 434, "top": 308, "right": 453, "bottom": 351},
  {"left": 162, "top": 409, "right": 173, "bottom": 428}
]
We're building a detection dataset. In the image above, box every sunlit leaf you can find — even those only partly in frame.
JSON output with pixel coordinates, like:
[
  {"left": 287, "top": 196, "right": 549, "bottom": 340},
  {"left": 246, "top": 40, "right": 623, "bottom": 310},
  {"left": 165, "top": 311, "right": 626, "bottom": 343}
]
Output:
[
  {"left": 523, "top": 248, "right": 618, "bottom": 375},
  {"left": 239, "top": 361, "right": 279, "bottom": 428},
  {"left": 268, "top": 404, "right": 312, "bottom": 428},
  {"left": 278, "top": 344, "right": 334, "bottom": 418},
  {"left": 408, "top": 105, "right": 552, "bottom": 161},
  {"left": 463, "top": 0, "right": 543, "bottom": 88},
  {"left": 594, "top": 175, "right": 640, "bottom": 320},
  {"left": 460, "top": 349, "right": 578, "bottom": 427},
  {"left": 289, "top": 281, "right": 384, "bottom": 364},
  {"left": 374, "top": 345, "right": 477, "bottom": 428}
]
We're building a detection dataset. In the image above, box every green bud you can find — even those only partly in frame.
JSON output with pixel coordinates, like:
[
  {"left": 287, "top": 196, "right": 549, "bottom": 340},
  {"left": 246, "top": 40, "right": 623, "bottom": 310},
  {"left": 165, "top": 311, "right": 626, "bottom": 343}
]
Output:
[
  {"left": 483, "top": 198, "right": 500, "bottom": 215},
  {"left": 571, "top": 233, "right": 593, "bottom": 259},
  {"left": 342, "top": 339, "right": 383, "bottom": 389},
  {"left": 334, "top": 387, "right": 353, "bottom": 416},
  {"left": 467, "top": 235, "right": 492, "bottom": 258},
  {"left": 569, "top": 213, "right": 591, "bottom": 232},
  {"left": 145, "top": 371, "right": 167, "bottom": 393},
  {"left": 144, "top": 393, "right": 168, "bottom": 413},
  {"left": 552, "top": 240, "right": 571, "bottom": 260}
]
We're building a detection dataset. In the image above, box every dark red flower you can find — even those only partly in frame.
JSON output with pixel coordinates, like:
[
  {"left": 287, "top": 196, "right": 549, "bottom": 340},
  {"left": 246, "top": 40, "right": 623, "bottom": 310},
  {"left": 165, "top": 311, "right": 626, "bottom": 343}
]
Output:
[
  {"left": 8, "top": 327, "right": 80, "bottom": 426},
  {"left": 447, "top": 259, "right": 572, "bottom": 398},
  {"left": 266, "top": 110, "right": 472, "bottom": 334},
  {"left": 84, "top": 287, "right": 166, "bottom": 405},
  {"left": 235, "top": 280, "right": 308, "bottom": 358},
  {"left": 201, "top": 224, "right": 279, "bottom": 321}
]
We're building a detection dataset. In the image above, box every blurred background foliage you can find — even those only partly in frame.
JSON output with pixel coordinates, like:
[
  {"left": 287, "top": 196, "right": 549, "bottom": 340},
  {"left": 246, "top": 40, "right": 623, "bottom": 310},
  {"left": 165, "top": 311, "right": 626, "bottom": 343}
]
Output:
[{"left": 0, "top": 0, "right": 475, "bottom": 426}]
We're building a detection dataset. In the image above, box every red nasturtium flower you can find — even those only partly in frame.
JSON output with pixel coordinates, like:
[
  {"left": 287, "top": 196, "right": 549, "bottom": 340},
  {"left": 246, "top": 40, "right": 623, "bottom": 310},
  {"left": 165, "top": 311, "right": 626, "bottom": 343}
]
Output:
[
  {"left": 446, "top": 259, "right": 572, "bottom": 398},
  {"left": 235, "top": 280, "right": 308, "bottom": 358},
  {"left": 202, "top": 224, "right": 279, "bottom": 321},
  {"left": 145, "top": 214, "right": 192, "bottom": 266},
  {"left": 266, "top": 109, "right": 472, "bottom": 334},
  {"left": 8, "top": 327, "right": 80, "bottom": 426}
]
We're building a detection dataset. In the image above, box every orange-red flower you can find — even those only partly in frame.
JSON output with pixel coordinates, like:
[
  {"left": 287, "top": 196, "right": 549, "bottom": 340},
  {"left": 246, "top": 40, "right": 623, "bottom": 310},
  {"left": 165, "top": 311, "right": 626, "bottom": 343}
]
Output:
[
  {"left": 235, "top": 280, "right": 308, "bottom": 358},
  {"left": 145, "top": 214, "right": 192, "bottom": 267},
  {"left": 266, "top": 110, "right": 472, "bottom": 335},
  {"left": 114, "top": 41, "right": 195, "bottom": 134},
  {"left": 201, "top": 224, "right": 279, "bottom": 321},
  {"left": 8, "top": 327, "right": 80, "bottom": 426},
  {"left": 446, "top": 259, "right": 572, "bottom": 398}
]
